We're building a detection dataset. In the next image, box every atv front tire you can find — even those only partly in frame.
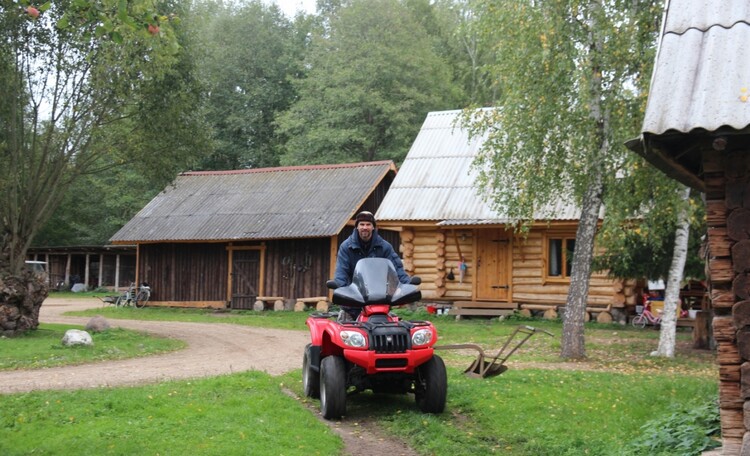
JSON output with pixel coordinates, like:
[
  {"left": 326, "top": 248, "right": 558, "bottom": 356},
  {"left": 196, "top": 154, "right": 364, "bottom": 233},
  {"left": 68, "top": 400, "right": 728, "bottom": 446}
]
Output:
[
  {"left": 415, "top": 355, "right": 447, "bottom": 413},
  {"left": 302, "top": 344, "right": 320, "bottom": 398},
  {"left": 320, "top": 355, "right": 346, "bottom": 419}
]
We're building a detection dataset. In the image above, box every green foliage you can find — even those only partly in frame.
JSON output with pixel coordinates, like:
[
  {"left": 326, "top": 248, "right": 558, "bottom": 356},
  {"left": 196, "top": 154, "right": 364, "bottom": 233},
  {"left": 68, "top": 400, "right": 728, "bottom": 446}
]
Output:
[
  {"left": 467, "top": 0, "right": 661, "bottom": 222},
  {"left": 0, "top": 0, "right": 202, "bottom": 270},
  {"left": 0, "top": 323, "right": 184, "bottom": 370},
  {"left": 625, "top": 400, "right": 721, "bottom": 455},
  {"left": 595, "top": 158, "right": 706, "bottom": 281},
  {"left": 190, "top": 0, "right": 302, "bottom": 170},
  {"left": 276, "top": 0, "right": 462, "bottom": 165}
]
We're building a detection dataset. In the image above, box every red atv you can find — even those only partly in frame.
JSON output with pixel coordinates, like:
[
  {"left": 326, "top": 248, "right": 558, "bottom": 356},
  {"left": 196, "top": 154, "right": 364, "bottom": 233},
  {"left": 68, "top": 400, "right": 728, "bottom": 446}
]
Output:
[{"left": 302, "top": 258, "right": 447, "bottom": 419}]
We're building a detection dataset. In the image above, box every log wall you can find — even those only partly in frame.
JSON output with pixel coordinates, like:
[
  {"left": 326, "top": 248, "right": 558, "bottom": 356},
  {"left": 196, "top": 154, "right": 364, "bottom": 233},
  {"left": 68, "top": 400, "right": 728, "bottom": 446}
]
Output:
[
  {"left": 705, "top": 148, "right": 750, "bottom": 454},
  {"left": 400, "top": 226, "right": 619, "bottom": 307}
]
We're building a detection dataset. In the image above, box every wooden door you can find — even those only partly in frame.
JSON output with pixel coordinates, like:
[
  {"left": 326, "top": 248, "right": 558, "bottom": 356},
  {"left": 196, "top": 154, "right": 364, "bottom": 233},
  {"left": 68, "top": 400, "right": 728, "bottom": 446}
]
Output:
[
  {"left": 231, "top": 250, "right": 260, "bottom": 309},
  {"left": 475, "top": 230, "right": 510, "bottom": 301}
]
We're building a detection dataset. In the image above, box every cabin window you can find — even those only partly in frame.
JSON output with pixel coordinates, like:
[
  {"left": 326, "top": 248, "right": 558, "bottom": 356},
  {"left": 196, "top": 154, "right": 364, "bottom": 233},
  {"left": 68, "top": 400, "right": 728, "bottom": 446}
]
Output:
[{"left": 547, "top": 236, "right": 575, "bottom": 279}]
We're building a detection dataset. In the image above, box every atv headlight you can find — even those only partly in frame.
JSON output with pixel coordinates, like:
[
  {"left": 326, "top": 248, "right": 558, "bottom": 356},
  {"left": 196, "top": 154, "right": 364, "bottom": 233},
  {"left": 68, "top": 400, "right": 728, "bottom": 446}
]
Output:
[
  {"left": 340, "top": 330, "right": 367, "bottom": 348},
  {"left": 412, "top": 329, "right": 433, "bottom": 346}
]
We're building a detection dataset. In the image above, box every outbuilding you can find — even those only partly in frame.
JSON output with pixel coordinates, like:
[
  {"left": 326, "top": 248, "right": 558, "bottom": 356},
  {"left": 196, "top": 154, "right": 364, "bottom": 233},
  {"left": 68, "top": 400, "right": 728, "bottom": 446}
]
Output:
[{"left": 110, "top": 161, "right": 398, "bottom": 309}]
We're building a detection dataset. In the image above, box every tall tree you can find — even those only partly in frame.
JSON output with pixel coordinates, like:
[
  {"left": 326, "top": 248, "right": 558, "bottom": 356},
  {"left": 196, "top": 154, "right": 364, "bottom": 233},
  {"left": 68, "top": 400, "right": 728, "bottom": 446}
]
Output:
[
  {"left": 276, "top": 0, "right": 461, "bottom": 165},
  {"left": 190, "top": 0, "right": 303, "bottom": 170},
  {"left": 466, "top": 0, "right": 661, "bottom": 358},
  {"left": 0, "top": 0, "right": 203, "bottom": 331}
]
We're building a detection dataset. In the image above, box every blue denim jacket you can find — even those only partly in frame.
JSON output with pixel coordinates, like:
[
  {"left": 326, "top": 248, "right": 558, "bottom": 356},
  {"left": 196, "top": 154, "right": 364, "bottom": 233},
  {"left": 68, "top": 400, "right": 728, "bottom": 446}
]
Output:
[{"left": 334, "top": 229, "right": 410, "bottom": 286}]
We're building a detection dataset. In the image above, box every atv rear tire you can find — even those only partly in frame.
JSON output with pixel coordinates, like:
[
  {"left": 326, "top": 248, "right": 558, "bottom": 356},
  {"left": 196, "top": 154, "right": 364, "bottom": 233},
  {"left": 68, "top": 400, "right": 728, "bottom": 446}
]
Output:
[
  {"left": 415, "top": 355, "right": 447, "bottom": 413},
  {"left": 320, "top": 355, "right": 346, "bottom": 419},
  {"left": 302, "top": 344, "right": 320, "bottom": 398}
]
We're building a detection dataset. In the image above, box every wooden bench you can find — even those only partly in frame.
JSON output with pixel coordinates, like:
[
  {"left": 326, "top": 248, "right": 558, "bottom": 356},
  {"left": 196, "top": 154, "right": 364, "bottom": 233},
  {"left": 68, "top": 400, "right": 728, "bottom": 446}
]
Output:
[
  {"left": 253, "top": 296, "right": 285, "bottom": 311},
  {"left": 448, "top": 301, "right": 518, "bottom": 319},
  {"left": 294, "top": 296, "right": 329, "bottom": 312},
  {"left": 520, "top": 303, "right": 613, "bottom": 322}
]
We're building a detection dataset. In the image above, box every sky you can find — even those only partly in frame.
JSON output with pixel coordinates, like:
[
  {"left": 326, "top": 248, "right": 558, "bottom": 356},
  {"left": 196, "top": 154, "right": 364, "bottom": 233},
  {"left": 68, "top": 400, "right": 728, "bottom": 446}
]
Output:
[{"left": 263, "top": 0, "right": 317, "bottom": 17}]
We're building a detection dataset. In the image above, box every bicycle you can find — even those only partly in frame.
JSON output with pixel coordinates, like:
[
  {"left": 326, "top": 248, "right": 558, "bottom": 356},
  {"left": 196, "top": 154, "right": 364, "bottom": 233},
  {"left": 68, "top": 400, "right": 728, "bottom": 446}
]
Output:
[
  {"left": 632, "top": 306, "right": 661, "bottom": 328},
  {"left": 115, "top": 282, "right": 151, "bottom": 308}
]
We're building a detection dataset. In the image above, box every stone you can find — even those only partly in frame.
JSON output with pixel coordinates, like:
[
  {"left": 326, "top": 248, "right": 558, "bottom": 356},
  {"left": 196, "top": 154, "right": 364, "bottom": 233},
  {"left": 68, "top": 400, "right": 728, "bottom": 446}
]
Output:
[
  {"left": 71, "top": 283, "right": 87, "bottom": 293},
  {"left": 85, "top": 316, "right": 110, "bottom": 333},
  {"left": 61, "top": 329, "right": 93, "bottom": 347}
]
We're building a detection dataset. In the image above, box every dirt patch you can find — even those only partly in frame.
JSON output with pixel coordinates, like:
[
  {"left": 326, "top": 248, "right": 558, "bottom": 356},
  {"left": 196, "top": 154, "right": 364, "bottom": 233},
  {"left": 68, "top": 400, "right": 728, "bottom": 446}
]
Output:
[{"left": 0, "top": 297, "right": 419, "bottom": 456}]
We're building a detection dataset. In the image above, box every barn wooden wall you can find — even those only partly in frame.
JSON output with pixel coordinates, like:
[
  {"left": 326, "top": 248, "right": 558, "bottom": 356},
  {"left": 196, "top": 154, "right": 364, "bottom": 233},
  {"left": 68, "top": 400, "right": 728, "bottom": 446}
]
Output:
[
  {"left": 263, "top": 238, "right": 331, "bottom": 300},
  {"left": 139, "top": 243, "right": 228, "bottom": 302},
  {"left": 400, "top": 226, "right": 617, "bottom": 307}
]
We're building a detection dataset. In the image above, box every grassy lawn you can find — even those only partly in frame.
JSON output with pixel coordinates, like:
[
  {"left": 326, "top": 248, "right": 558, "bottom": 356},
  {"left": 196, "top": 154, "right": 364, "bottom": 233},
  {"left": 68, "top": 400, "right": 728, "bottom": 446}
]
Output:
[
  {"left": 0, "top": 295, "right": 719, "bottom": 455},
  {"left": 0, "top": 323, "right": 185, "bottom": 370}
]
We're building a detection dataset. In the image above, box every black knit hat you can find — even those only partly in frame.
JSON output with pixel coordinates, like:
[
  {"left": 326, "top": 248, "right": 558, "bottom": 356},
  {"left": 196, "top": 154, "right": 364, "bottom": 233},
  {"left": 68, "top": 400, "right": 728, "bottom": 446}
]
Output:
[{"left": 355, "top": 211, "right": 376, "bottom": 227}]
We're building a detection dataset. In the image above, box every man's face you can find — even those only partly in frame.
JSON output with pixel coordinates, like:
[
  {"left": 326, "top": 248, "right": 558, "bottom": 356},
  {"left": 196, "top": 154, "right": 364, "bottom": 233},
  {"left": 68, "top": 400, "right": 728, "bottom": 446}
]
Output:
[{"left": 357, "top": 221, "right": 374, "bottom": 242}]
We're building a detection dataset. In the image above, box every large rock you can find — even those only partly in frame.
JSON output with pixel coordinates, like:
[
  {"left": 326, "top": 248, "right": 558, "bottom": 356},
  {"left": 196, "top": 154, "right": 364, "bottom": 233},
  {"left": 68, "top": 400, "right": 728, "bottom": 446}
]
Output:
[
  {"left": 61, "top": 329, "right": 93, "bottom": 347},
  {"left": 85, "top": 316, "right": 110, "bottom": 333}
]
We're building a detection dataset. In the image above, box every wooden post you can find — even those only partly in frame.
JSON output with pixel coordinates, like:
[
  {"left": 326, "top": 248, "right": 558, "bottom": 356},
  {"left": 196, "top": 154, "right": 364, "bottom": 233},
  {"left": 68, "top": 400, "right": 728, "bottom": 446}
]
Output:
[
  {"left": 65, "top": 254, "right": 71, "bottom": 285},
  {"left": 693, "top": 311, "right": 710, "bottom": 349},
  {"left": 84, "top": 253, "right": 90, "bottom": 289},
  {"left": 98, "top": 254, "right": 104, "bottom": 288},
  {"left": 115, "top": 254, "right": 120, "bottom": 290}
]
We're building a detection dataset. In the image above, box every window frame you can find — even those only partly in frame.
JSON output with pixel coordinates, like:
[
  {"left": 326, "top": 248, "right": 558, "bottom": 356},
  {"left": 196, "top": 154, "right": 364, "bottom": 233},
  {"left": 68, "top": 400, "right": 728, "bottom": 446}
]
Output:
[{"left": 544, "top": 231, "right": 576, "bottom": 283}]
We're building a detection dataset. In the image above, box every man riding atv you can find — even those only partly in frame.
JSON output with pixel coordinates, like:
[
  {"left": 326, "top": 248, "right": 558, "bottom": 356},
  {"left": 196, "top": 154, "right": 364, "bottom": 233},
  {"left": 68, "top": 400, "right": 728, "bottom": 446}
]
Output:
[{"left": 334, "top": 211, "right": 411, "bottom": 319}]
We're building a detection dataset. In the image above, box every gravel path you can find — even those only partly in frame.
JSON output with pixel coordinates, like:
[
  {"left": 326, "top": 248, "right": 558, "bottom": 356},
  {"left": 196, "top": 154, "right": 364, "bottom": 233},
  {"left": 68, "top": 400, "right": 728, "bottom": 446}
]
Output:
[{"left": 0, "top": 298, "right": 309, "bottom": 393}]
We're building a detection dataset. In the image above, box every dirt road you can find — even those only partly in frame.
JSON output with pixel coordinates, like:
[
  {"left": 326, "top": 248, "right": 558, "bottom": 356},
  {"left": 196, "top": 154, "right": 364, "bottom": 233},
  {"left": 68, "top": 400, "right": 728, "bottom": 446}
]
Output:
[{"left": 0, "top": 298, "right": 309, "bottom": 393}]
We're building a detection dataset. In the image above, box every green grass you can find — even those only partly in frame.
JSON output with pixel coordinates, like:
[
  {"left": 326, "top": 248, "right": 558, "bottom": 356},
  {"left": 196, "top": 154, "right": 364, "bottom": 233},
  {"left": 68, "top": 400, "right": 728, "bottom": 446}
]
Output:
[
  {"left": 0, "top": 372, "right": 341, "bottom": 456},
  {"left": 16, "top": 297, "right": 719, "bottom": 455},
  {"left": 0, "top": 323, "right": 185, "bottom": 370}
]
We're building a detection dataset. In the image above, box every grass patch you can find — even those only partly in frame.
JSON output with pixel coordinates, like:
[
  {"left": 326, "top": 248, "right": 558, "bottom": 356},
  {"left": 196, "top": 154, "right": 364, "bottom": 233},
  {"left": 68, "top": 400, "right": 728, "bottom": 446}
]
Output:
[
  {"left": 34, "top": 297, "right": 719, "bottom": 455},
  {"left": 0, "top": 372, "right": 341, "bottom": 456},
  {"left": 280, "top": 367, "right": 718, "bottom": 456},
  {"left": 0, "top": 323, "right": 185, "bottom": 370}
]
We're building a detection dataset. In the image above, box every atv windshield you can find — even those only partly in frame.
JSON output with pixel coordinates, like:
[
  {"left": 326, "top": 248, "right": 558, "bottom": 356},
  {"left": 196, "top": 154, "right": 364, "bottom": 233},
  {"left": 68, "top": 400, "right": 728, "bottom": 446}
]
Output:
[{"left": 332, "top": 258, "right": 420, "bottom": 308}]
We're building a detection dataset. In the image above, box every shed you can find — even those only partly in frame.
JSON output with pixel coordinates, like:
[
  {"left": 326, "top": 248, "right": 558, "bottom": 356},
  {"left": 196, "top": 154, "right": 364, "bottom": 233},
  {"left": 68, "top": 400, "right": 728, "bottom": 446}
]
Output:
[
  {"left": 626, "top": 1, "right": 750, "bottom": 453},
  {"left": 377, "top": 109, "right": 625, "bottom": 320},
  {"left": 110, "top": 161, "right": 398, "bottom": 309}
]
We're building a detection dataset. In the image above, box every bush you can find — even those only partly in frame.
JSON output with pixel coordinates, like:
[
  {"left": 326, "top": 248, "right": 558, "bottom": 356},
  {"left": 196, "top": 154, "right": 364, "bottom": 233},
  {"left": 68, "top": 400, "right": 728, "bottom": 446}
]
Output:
[{"left": 626, "top": 399, "right": 721, "bottom": 455}]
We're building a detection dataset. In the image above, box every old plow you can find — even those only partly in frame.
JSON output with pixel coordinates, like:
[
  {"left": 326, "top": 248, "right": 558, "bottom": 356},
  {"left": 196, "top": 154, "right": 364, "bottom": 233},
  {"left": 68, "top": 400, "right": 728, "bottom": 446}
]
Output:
[{"left": 434, "top": 325, "right": 554, "bottom": 378}]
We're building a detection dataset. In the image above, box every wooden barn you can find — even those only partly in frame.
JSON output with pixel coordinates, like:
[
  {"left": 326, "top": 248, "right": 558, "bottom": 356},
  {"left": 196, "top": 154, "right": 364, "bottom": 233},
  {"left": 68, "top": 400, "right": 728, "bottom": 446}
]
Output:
[
  {"left": 109, "top": 161, "right": 398, "bottom": 309},
  {"left": 376, "top": 109, "right": 627, "bottom": 320},
  {"left": 626, "top": 1, "right": 750, "bottom": 453}
]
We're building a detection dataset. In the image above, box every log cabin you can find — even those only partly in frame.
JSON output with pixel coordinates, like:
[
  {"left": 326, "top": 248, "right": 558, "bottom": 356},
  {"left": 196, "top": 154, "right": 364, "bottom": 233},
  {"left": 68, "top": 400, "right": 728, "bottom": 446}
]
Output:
[
  {"left": 109, "top": 161, "right": 398, "bottom": 309},
  {"left": 376, "top": 109, "right": 629, "bottom": 321},
  {"left": 625, "top": 1, "right": 750, "bottom": 453}
]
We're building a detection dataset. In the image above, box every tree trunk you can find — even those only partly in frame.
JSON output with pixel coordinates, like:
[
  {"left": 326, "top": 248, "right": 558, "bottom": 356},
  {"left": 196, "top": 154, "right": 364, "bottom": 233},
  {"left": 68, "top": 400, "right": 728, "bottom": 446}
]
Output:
[
  {"left": 0, "top": 269, "right": 48, "bottom": 336},
  {"left": 561, "top": 169, "right": 604, "bottom": 359},
  {"left": 653, "top": 185, "right": 692, "bottom": 358}
]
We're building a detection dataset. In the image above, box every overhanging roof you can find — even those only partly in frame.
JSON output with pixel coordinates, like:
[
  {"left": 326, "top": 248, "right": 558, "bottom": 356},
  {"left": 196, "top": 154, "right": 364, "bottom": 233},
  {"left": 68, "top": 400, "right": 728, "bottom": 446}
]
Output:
[{"left": 629, "top": 0, "right": 750, "bottom": 190}]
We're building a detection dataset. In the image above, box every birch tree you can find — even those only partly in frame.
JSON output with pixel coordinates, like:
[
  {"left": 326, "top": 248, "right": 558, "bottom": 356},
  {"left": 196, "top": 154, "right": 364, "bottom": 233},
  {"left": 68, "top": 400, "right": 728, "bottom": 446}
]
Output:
[
  {"left": 652, "top": 184, "right": 692, "bottom": 357},
  {"left": 466, "top": 0, "right": 661, "bottom": 358}
]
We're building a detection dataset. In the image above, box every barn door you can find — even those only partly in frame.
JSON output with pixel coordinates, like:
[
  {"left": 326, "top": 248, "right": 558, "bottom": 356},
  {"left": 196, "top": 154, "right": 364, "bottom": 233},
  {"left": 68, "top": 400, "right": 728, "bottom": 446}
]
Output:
[
  {"left": 231, "top": 250, "right": 260, "bottom": 309},
  {"left": 475, "top": 230, "right": 510, "bottom": 301}
]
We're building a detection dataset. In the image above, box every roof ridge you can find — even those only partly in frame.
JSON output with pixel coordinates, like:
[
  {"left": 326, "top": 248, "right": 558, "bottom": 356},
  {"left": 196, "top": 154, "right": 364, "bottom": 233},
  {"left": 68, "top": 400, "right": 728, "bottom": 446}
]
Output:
[{"left": 180, "top": 160, "right": 395, "bottom": 176}]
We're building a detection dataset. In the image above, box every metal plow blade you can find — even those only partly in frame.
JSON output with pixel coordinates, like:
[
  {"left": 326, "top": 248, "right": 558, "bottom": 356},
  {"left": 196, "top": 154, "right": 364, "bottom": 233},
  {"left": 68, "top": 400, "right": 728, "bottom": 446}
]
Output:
[{"left": 435, "top": 325, "right": 554, "bottom": 379}]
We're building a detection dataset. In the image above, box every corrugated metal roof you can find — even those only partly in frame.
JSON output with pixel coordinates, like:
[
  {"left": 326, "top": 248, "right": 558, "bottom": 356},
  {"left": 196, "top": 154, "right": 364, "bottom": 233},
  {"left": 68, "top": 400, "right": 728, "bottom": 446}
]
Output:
[
  {"left": 642, "top": 0, "right": 750, "bottom": 134},
  {"left": 110, "top": 161, "right": 396, "bottom": 243},
  {"left": 376, "top": 109, "right": 586, "bottom": 224}
]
